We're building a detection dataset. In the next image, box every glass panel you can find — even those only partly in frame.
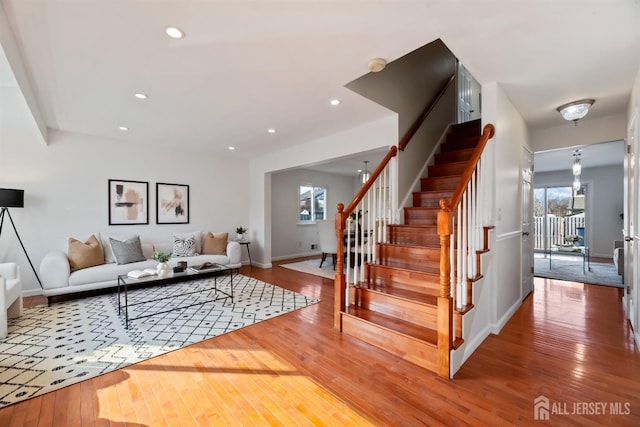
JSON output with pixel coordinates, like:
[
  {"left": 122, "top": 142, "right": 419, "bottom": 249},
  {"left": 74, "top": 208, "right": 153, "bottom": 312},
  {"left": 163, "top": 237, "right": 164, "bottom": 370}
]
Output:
[
  {"left": 534, "top": 186, "right": 587, "bottom": 251},
  {"left": 314, "top": 187, "right": 326, "bottom": 220},
  {"left": 299, "top": 186, "right": 312, "bottom": 221}
]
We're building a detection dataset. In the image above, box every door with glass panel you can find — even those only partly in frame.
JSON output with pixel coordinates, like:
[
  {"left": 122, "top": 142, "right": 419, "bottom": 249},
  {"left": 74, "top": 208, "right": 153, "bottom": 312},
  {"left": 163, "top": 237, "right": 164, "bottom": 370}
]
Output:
[{"left": 534, "top": 186, "right": 587, "bottom": 253}]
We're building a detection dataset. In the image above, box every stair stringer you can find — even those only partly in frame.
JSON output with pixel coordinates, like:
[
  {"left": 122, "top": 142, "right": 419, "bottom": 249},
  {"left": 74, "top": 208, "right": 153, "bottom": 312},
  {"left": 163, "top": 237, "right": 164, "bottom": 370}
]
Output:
[{"left": 450, "top": 228, "right": 495, "bottom": 377}]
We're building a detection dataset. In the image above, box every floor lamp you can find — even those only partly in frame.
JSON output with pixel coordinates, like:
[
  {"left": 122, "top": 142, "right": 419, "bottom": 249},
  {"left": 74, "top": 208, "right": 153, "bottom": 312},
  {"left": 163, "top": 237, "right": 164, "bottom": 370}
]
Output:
[{"left": 0, "top": 188, "right": 42, "bottom": 287}]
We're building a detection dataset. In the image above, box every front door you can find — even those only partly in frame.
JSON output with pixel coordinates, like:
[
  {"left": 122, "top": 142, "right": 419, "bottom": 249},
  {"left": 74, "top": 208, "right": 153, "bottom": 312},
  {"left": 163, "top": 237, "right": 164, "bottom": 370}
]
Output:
[{"left": 522, "top": 147, "right": 534, "bottom": 299}]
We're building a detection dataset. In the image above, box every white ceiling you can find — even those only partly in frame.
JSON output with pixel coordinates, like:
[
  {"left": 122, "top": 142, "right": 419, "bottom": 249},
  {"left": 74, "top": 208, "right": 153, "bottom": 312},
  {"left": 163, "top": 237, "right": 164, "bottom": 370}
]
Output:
[{"left": 2, "top": 1, "right": 640, "bottom": 168}]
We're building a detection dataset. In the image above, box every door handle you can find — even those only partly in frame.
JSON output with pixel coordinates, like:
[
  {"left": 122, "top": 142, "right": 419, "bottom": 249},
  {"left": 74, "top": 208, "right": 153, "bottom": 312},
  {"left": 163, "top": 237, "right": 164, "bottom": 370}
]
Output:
[
  {"left": 522, "top": 231, "right": 530, "bottom": 236},
  {"left": 625, "top": 236, "right": 632, "bottom": 242}
]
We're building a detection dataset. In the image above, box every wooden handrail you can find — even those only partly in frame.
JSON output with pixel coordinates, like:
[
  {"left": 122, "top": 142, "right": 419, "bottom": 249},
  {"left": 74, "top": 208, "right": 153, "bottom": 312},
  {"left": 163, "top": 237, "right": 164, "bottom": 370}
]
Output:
[
  {"left": 398, "top": 73, "right": 455, "bottom": 151},
  {"left": 447, "top": 124, "right": 495, "bottom": 211},
  {"left": 340, "top": 145, "right": 398, "bottom": 224}
]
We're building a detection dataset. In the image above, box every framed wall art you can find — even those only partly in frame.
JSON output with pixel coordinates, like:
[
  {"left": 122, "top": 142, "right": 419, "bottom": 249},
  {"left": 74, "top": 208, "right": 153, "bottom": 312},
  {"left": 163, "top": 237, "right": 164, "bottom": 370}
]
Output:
[
  {"left": 108, "top": 179, "right": 149, "bottom": 225},
  {"left": 156, "top": 183, "right": 189, "bottom": 224}
]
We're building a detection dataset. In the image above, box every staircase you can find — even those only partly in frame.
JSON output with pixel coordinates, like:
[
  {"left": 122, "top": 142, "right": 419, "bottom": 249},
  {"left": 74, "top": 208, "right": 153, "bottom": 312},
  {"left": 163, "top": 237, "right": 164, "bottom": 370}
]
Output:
[{"left": 336, "top": 119, "right": 494, "bottom": 377}]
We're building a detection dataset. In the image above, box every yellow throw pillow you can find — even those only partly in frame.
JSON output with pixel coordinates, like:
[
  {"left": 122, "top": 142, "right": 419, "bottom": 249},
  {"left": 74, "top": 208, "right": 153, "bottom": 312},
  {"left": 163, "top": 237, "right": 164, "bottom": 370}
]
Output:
[
  {"left": 68, "top": 234, "right": 104, "bottom": 271},
  {"left": 202, "top": 232, "right": 228, "bottom": 255}
]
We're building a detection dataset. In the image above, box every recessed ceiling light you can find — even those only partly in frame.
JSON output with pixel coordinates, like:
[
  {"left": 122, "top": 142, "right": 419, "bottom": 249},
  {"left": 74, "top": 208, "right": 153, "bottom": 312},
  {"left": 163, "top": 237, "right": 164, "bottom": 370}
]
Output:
[
  {"left": 228, "top": 146, "right": 235, "bottom": 150},
  {"left": 134, "top": 93, "right": 147, "bottom": 99},
  {"left": 268, "top": 129, "right": 276, "bottom": 133},
  {"left": 165, "top": 26, "right": 185, "bottom": 39},
  {"left": 330, "top": 99, "right": 341, "bottom": 106},
  {"left": 119, "top": 126, "right": 129, "bottom": 131}
]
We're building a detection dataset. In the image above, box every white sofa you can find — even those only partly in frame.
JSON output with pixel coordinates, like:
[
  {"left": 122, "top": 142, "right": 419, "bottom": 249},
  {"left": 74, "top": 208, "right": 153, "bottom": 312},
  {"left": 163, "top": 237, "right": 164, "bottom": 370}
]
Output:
[
  {"left": 0, "top": 262, "right": 23, "bottom": 338},
  {"left": 39, "top": 233, "right": 241, "bottom": 305}
]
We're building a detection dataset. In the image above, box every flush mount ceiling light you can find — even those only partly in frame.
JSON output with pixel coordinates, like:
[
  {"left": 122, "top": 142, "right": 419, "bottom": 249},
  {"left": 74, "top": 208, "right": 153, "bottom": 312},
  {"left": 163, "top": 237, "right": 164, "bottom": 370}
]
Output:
[
  {"left": 165, "top": 26, "right": 185, "bottom": 39},
  {"left": 557, "top": 99, "right": 595, "bottom": 125},
  {"left": 267, "top": 128, "right": 276, "bottom": 134},
  {"left": 368, "top": 58, "right": 386, "bottom": 73},
  {"left": 134, "top": 93, "right": 147, "bottom": 99},
  {"left": 330, "top": 99, "right": 341, "bottom": 106},
  {"left": 119, "top": 126, "right": 129, "bottom": 131}
]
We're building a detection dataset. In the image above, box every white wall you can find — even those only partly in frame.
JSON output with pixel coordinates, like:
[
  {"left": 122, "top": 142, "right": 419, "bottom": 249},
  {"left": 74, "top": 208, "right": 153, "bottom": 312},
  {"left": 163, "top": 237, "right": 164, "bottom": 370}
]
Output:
[
  {"left": 250, "top": 114, "right": 398, "bottom": 267},
  {"left": 451, "top": 82, "right": 530, "bottom": 375},
  {"left": 1, "top": 129, "right": 250, "bottom": 295},
  {"left": 271, "top": 168, "right": 356, "bottom": 260},
  {"left": 491, "top": 83, "right": 531, "bottom": 328},
  {"left": 534, "top": 165, "right": 624, "bottom": 258},
  {"left": 531, "top": 113, "right": 626, "bottom": 153}
]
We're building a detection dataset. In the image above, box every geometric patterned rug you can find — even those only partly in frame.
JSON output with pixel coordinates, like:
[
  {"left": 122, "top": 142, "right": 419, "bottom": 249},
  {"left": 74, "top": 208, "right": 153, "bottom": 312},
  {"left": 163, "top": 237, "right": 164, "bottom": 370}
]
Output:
[{"left": 0, "top": 274, "right": 319, "bottom": 408}]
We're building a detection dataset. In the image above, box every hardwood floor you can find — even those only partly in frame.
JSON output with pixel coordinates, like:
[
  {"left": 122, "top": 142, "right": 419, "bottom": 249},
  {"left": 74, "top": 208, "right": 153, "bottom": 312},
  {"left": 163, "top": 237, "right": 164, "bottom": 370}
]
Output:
[{"left": 1, "top": 259, "right": 638, "bottom": 426}]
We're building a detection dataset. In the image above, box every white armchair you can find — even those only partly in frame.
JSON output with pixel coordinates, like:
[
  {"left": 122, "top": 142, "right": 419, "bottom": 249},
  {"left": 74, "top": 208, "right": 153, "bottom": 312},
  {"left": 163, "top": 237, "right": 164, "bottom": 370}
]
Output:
[{"left": 0, "top": 262, "right": 23, "bottom": 338}]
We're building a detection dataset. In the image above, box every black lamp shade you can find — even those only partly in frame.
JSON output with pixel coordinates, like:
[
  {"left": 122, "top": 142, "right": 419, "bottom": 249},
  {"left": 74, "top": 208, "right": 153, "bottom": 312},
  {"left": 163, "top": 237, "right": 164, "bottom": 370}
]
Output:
[{"left": 0, "top": 188, "right": 25, "bottom": 208}]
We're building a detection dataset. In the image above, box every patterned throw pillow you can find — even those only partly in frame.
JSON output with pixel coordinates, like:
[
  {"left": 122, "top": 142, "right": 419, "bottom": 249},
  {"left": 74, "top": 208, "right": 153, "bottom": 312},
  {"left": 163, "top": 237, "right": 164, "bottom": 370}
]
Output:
[{"left": 172, "top": 235, "right": 197, "bottom": 257}]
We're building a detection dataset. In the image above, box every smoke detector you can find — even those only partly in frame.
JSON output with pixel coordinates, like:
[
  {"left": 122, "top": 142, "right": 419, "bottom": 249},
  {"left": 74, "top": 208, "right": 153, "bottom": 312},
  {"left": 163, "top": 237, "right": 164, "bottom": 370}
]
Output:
[{"left": 368, "top": 58, "right": 387, "bottom": 73}]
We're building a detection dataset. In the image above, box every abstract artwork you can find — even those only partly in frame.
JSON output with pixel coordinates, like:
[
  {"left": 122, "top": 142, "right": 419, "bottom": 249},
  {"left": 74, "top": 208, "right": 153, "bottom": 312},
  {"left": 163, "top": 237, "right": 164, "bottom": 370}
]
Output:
[
  {"left": 157, "top": 183, "right": 189, "bottom": 224},
  {"left": 108, "top": 179, "right": 149, "bottom": 225}
]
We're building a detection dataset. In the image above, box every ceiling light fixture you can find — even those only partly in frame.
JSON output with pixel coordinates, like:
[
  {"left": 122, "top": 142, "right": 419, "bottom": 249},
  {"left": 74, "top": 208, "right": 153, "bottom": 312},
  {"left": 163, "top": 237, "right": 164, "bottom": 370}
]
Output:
[
  {"left": 228, "top": 146, "right": 235, "bottom": 150},
  {"left": 165, "top": 26, "right": 185, "bottom": 39},
  {"left": 330, "top": 99, "right": 341, "bottom": 106},
  {"left": 119, "top": 126, "right": 129, "bottom": 131},
  {"left": 368, "top": 58, "right": 387, "bottom": 73},
  {"left": 557, "top": 99, "right": 595, "bottom": 126},
  {"left": 134, "top": 93, "right": 147, "bottom": 99},
  {"left": 361, "top": 161, "right": 370, "bottom": 184},
  {"left": 268, "top": 129, "right": 276, "bottom": 134}
]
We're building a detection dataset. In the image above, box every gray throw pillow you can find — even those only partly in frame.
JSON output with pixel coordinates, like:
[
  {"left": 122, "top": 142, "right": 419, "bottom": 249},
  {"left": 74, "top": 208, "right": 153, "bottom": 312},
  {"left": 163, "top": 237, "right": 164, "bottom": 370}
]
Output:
[{"left": 109, "top": 235, "right": 146, "bottom": 265}]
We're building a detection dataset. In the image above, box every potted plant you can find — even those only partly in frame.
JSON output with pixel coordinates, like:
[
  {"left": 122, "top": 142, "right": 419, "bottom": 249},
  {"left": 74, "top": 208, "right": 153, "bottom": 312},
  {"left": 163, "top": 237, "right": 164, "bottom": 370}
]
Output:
[
  {"left": 235, "top": 226, "right": 248, "bottom": 240},
  {"left": 153, "top": 251, "right": 171, "bottom": 276}
]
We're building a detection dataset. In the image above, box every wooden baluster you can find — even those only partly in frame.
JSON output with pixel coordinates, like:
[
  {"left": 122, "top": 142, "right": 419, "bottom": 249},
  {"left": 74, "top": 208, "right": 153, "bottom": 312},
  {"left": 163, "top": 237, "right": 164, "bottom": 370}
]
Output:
[{"left": 334, "top": 204, "right": 346, "bottom": 330}]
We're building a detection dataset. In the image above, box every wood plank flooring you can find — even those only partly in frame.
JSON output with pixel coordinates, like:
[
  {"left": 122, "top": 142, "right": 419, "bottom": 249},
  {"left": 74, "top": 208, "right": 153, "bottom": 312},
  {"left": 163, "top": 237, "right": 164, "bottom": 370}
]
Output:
[{"left": 0, "top": 258, "right": 638, "bottom": 426}]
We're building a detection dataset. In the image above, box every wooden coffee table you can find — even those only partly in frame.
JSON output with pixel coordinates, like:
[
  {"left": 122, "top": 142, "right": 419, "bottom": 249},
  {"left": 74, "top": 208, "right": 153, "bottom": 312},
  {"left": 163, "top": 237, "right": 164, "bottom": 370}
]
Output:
[{"left": 117, "top": 263, "right": 234, "bottom": 328}]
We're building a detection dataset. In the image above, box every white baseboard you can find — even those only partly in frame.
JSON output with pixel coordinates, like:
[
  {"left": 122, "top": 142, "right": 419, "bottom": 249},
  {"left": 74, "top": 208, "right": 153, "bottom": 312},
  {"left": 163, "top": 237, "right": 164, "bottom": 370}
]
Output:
[{"left": 491, "top": 298, "right": 522, "bottom": 334}]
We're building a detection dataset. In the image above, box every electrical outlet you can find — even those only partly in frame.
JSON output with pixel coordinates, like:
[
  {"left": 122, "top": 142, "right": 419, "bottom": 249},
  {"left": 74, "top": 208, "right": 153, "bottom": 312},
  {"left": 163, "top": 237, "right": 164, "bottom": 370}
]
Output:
[{"left": 311, "top": 244, "right": 317, "bottom": 250}]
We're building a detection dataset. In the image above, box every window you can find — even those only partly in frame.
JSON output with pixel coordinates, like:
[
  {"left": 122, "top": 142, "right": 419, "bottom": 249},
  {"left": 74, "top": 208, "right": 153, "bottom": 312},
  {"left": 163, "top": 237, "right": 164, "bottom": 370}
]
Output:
[{"left": 299, "top": 185, "right": 326, "bottom": 222}]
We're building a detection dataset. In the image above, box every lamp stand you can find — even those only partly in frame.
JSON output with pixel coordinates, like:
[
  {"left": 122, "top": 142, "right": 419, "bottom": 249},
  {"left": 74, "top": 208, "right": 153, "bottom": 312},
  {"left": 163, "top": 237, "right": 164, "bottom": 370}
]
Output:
[{"left": 0, "top": 207, "right": 42, "bottom": 288}]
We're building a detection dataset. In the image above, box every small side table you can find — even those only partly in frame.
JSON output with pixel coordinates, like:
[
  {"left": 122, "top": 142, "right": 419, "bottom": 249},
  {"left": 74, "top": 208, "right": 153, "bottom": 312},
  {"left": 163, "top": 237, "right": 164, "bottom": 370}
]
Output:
[{"left": 234, "top": 239, "right": 252, "bottom": 267}]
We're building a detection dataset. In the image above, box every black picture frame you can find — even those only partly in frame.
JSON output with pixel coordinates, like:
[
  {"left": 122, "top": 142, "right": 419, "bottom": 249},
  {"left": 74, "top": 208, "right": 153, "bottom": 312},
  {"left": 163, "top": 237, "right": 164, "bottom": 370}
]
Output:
[
  {"left": 108, "top": 179, "right": 149, "bottom": 225},
  {"left": 156, "top": 183, "right": 189, "bottom": 224}
]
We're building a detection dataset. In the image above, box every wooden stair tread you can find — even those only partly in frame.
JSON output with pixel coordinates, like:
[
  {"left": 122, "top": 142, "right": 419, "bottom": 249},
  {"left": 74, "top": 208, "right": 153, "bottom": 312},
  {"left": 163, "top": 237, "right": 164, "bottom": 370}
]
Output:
[
  {"left": 344, "top": 306, "right": 437, "bottom": 345},
  {"left": 366, "top": 283, "right": 438, "bottom": 305},
  {"left": 371, "top": 261, "right": 439, "bottom": 275}
]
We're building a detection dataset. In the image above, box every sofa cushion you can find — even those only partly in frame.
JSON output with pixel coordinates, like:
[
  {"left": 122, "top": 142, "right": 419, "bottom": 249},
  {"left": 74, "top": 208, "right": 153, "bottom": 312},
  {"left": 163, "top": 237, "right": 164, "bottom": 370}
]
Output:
[
  {"left": 173, "top": 230, "right": 203, "bottom": 253},
  {"left": 202, "top": 232, "right": 228, "bottom": 255},
  {"left": 109, "top": 235, "right": 146, "bottom": 265},
  {"left": 68, "top": 235, "right": 104, "bottom": 271},
  {"left": 172, "top": 235, "right": 197, "bottom": 257},
  {"left": 68, "top": 259, "right": 156, "bottom": 286}
]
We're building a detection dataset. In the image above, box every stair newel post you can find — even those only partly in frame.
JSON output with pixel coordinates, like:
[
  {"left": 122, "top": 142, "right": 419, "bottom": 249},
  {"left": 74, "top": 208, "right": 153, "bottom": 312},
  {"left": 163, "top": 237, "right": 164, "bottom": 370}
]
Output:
[
  {"left": 437, "top": 199, "right": 453, "bottom": 378},
  {"left": 334, "top": 204, "right": 347, "bottom": 330}
]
